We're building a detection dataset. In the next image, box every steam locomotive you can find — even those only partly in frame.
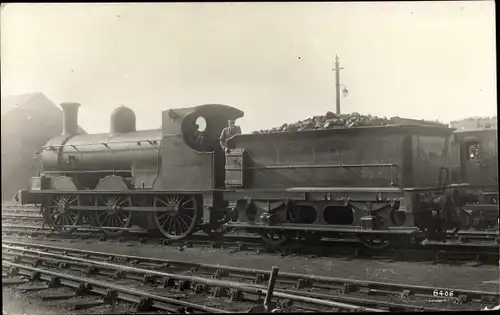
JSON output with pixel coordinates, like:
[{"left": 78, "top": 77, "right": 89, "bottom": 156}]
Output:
[{"left": 16, "top": 103, "right": 498, "bottom": 248}]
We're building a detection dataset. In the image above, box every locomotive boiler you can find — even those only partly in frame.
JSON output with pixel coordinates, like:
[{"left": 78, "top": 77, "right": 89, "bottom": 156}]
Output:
[{"left": 17, "top": 102, "right": 477, "bottom": 247}]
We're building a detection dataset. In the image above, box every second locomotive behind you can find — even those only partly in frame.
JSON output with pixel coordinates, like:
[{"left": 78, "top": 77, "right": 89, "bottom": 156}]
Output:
[{"left": 16, "top": 102, "right": 495, "bottom": 247}]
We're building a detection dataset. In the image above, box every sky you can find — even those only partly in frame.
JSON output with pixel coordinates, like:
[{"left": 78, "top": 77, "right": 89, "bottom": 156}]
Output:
[{"left": 0, "top": 2, "right": 497, "bottom": 134}]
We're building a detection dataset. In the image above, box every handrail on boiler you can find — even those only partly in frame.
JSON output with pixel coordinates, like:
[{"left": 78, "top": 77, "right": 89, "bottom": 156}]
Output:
[{"left": 42, "top": 139, "right": 163, "bottom": 151}]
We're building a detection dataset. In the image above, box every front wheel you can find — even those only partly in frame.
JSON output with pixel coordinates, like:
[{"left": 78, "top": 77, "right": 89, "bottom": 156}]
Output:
[
  {"left": 357, "top": 235, "right": 392, "bottom": 249},
  {"left": 260, "top": 232, "right": 292, "bottom": 247},
  {"left": 44, "top": 195, "right": 80, "bottom": 233}
]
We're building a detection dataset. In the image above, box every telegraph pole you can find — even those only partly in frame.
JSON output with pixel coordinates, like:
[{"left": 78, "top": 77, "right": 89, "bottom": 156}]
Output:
[{"left": 333, "top": 55, "right": 344, "bottom": 115}]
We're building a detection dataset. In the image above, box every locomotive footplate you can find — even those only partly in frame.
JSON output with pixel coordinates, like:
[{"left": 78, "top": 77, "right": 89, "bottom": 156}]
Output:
[
  {"left": 224, "top": 222, "right": 420, "bottom": 235},
  {"left": 464, "top": 204, "right": 499, "bottom": 214}
]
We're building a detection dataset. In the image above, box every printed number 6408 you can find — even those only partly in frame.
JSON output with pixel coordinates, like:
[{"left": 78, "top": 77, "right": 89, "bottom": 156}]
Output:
[{"left": 433, "top": 290, "right": 454, "bottom": 297}]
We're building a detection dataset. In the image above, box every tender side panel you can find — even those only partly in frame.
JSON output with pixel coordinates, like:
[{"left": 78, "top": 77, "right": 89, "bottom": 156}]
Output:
[
  {"left": 232, "top": 131, "right": 405, "bottom": 188},
  {"left": 412, "top": 135, "right": 450, "bottom": 187}
]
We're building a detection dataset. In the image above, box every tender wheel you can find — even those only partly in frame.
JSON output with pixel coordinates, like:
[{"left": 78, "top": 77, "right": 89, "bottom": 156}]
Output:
[
  {"left": 260, "top": 232, "right": 291, "bottom": 247},
  {"left": 45, "top": 195, "right": 80, "bottom": 232},
  {"left": 94, "top": 195, "right": 133, "bottom": 236},
  {"left": 358, "top": 235, "right": 391, "bottom": 249},
  {"left": 153, "top": 195, "right": 200, "bottom": 240},
  {"left": 299, "top": 232, "right": 322, "bottom": 243}
]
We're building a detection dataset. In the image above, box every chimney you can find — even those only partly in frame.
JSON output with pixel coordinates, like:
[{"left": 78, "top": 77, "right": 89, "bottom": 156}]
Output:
[{"left": 60, "top": 102, "right": 81, "bottom": 136}]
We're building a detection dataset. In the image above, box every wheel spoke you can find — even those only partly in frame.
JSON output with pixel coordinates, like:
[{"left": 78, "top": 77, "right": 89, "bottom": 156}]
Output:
[
  {"left": 97, "top": 212, "right": 107, "bottom": 220},
  {"left": 54, "top": 214, "right": 61, "bottom": 225},
  {"left": 158, "top": 212, "right": 170, "bottom": 222},
  {"left": 114, "top": 215, "right": 121, "bottom": 227},
  {"left": 69, "top": 212, "right": 77, "bottom": 225},
  {"left": 103, "top": 214, "right": 111, "bottom": 226},
  {"left": 111, "top": 215, "right": 119, "bottom": 227},
  {"left": 179, "top": 213, "right": 193, "bottom": 226},
  {"left": 117, "top": 215, "right": 125, "bottom": 227},
  {"left": 158, "top": 199, "right": 168, "bottom": 207},
  {"left": 167, "top": 217, "right": 175, "bottom": 234},
  {"left": 178, "top": 215, "right": 190, "bottom": 231},
  {"left": 160, "top": 215, "right": 172, "bottom": 228},
  {"left": 174, "top": 219, "right": 182, "bottom": 235}
]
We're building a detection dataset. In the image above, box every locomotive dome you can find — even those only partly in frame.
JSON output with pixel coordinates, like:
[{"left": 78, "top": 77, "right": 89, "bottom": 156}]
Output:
[{"left": 110, "top": 105, "right": 136, "bottom": 134}]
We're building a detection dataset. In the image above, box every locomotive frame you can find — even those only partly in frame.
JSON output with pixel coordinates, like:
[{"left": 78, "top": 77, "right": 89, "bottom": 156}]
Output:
[{"left": 16, "top": 102, "right": 497, "bottom": 247}]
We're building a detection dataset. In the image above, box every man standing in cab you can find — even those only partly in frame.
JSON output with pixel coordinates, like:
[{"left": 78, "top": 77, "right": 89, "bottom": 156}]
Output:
[{"left": 220, "top": 119, "right": 242, "bottom": 153}]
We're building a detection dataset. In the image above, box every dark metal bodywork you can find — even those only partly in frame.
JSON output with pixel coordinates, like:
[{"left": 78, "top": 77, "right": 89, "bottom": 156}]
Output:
[
  {"left": 450, "top": 129, "right": 498, "bottom": 188},
  {"left": 16, "top": 101, "right": 485, "bottom": 240},
  {"left": 225, "top": 125, "right": 452, "bottom": 189},
  {"left": 18, "top": 104, "right": 244, "bottom": 225},
  {"left": 159, "top": 104, "right": 243, "bottom": 191},
  {"left": 450, "top": 129, "right": 498, "bottom": 225},
  {"left": 40, "top": 130, "right": 162, "bottom": 189},
  {"left": 223, "top": 125, "right": 455, "bottom": 236}
]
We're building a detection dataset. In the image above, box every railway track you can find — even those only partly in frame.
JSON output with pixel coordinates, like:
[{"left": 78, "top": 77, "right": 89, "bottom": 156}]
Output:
[
  {"left": 2, "top": 205, "right": 498, "bottom": 267},
  {"left": 2, "top": 211, "right": 498, "bottom": 243},
  {"left": 3, "top": 241, "right": 498, "bottom": 313},
  {"left": 2, "top": 223, "right": 498, "bottom": 265}
]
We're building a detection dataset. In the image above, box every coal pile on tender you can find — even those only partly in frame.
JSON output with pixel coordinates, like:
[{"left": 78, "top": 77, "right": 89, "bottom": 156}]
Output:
[{"left": 252, "top": 111, "right": 446, "bottom": 134}]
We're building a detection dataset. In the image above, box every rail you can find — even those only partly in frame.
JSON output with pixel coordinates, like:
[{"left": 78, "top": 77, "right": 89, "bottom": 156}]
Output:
[
  {"left": 3, "top": 242, "right": 499, "bottom": 312},
  {"left": 2, "top": 243, "right": 389, "bottom": 312}
]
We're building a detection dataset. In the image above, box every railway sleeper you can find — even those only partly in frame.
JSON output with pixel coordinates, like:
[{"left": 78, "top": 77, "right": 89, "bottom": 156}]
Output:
[
  {"left": 5, "top": 242, "right": 497, "bottom": 310},
  {"left": 162, "top": 277, "right": 176, "bottom": 288},
  {"left": 136, "top": 297, "right": 154, "bottom": 312},
  {"left": 41, "top": 291, "right": 78, "bottom": 301},
  {"left": 212, "top": 287, "right": 229, "bottom": 298},
  {"left": 2, "top": 278, "right": 29, "bottom": 286},
  {"left": 72, "top": 299, "right": 109, "bottom": 311},
  {"left": 399, "top": 289, "right": 413, "bottom": 300},
  {"left": 17, "top": 284, "right": 49, "bottom": 292},
  {"left": 453, "top": 295, "right": 470, "bottom": 304},
  {"left": 229, "top": 288, "right": 244, "bottom": 302}
]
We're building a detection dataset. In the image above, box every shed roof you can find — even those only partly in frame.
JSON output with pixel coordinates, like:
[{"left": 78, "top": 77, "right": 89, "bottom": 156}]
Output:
[
  {"left": 1, "top": 92, "right": 44, "bottom": 117},
  {"left": 1, "top": 92, "right": 86, "bottom": 134}
]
